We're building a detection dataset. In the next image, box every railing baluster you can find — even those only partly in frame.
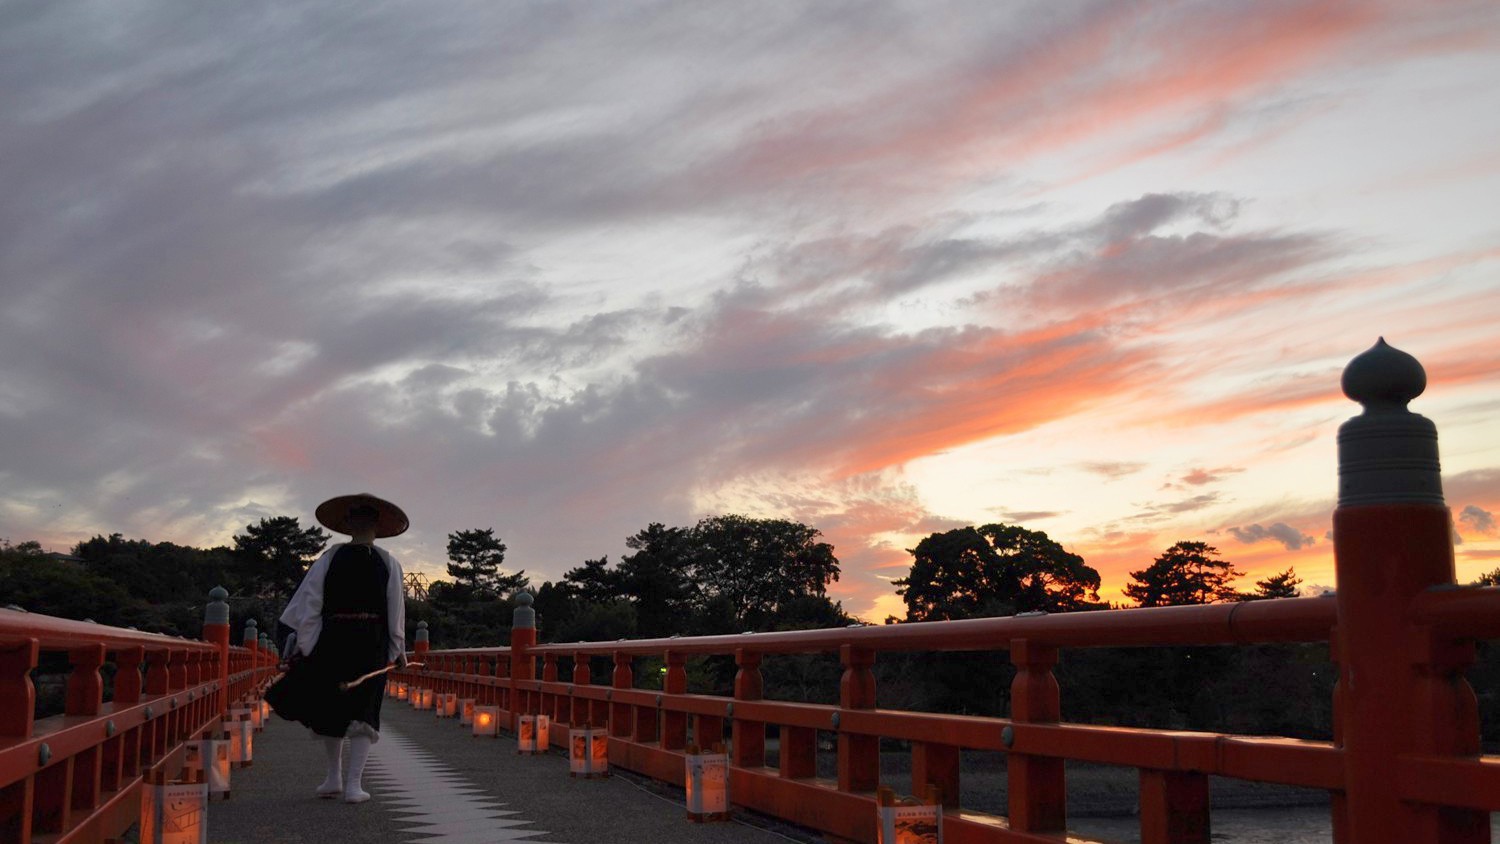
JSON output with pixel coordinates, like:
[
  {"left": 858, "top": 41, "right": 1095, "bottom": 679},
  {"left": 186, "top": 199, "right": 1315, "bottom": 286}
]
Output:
[
  {"left": 733, "top": 649, "right": 764, "bottom": 768},
  {"left": 911, "top": 741, "right": 959, "bottom": 809},
  {"left": 0, "top": 639, "right": 39, "bottom": 738},
  {"left": 837, "top": 645, "right": 877, "bottom": 793},
  {"left": 662, "top": 651, "right": 687, "bottom": 750},
  {"left": 1139, "top": 769, "right": 1209, "bottom": 844},
  {"left": 66, "top": 643, "right": 106, "bottom": 717},
  {"left": 1008, "top": 638, "right": 1065, "bottom": 833}
]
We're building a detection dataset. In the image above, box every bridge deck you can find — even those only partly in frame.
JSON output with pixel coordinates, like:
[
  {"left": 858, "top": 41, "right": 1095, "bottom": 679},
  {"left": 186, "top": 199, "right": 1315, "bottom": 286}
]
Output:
[{"left": 211, "top": 703, "right": 810, "bottom": 844}]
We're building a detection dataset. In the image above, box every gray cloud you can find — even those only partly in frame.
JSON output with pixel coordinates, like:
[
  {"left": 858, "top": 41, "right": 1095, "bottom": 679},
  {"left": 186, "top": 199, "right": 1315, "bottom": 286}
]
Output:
[
  {"left": 990, "top": 510, "right": 1064, "bottom": 523},
  {"left": 1229, "top": 522, "right": 1316, "bottom": 551},
  {"left": 1459, "top": 505, "right": 1496, "bottom": 537},
  {"left": 3, "top": 0, "right": 1490, "bottom": 621},
  {"left": 1080, "top": 462, "right": 1148, "bottom": 480}
]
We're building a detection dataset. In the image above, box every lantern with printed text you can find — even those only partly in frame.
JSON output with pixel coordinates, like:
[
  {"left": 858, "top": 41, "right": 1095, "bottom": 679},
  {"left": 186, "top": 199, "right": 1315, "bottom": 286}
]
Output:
[
  {"left": 227, "top": 716, "right": 253, "bottom": 767},
  {"left": 435, "top": 692, "right": 457, "bottom": 718},
  {"left": 876, "top": 786, "right": 943, "bottom": 844},
  {"left": 184, "top": 737, "right": 231, "bottom": 799},
  {"left": 459, "top": 698, "right": 476, "bottom": 725},
  {"left": 140, "top": 780, "right": 208, "bottom": 844},
  {"left": 472, "top": 705, "right": 499, "bottom": 737},
  {"left": 684, "top": 743, "right": 729, "bottom": 821},
  {"left": 518, "top": 714, "right": 550, "bottom": 754},
  {"left": 568, "top": 724, "right": 608, "bottom": 777},
  {"left": 395, "top": 682, "right": 409, "bottom": 701},
  {"left": 414, "top": 687, "right": 434, "bottom": 710}
]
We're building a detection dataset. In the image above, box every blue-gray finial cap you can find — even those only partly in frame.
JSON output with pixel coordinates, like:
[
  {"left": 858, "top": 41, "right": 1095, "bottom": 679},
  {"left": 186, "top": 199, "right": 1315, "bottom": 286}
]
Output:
[
  {"left": 1342, "top": 337, "right": 1426, "bottom": 411},
  {"left": 512, "top": 591, "right": 535, "bottom": 629},
  {"left": 1338, "top": 338, "right": 1443, "bottom": 507},
  {"left": 243, "top": 618, "right": 258, "bottom": 645},
  {"left": 415, "top": 620, "right": 429, "bottom": 642},
  {"left": 205, "top": 586, "right": 230, "bottom": 625}
]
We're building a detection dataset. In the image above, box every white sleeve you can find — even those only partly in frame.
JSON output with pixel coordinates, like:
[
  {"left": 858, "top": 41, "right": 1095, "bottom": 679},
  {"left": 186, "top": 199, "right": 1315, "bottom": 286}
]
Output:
[
  {"left": 279, "top": 546, "right": 337, "bottom": 657},
  {"left": 382, "top": 549, "right": 407, "bottom": 663}
]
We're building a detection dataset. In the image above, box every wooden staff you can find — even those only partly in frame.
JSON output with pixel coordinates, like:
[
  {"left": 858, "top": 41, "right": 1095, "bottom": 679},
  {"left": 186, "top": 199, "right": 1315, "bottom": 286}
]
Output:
[{"left": 339, "top": 662, "right": 423, "bottom": 692}]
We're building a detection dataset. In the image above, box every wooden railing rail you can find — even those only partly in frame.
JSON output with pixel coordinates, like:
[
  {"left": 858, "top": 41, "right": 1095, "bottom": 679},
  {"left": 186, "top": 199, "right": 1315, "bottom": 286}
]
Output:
[{"left": 0, "top": 587, "right": 277, "bottom": 843}]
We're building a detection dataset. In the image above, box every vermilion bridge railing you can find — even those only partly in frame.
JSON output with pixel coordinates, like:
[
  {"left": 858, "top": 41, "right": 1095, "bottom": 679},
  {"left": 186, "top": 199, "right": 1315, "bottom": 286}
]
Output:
[
  {"left": 0, "top": 588, "right": 277, "bottom": 843},
  {"left": 401, "top": 339, "right": 1500, "bottom": 843}
]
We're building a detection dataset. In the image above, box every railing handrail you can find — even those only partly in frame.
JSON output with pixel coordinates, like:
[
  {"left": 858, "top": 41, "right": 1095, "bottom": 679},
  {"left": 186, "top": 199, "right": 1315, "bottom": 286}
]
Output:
[
  {"left": 0, "top": 607, "right": 223, "bottom": 652},
  {"left": 508, "top": 594, "right": 1341, "bottom": 657}
]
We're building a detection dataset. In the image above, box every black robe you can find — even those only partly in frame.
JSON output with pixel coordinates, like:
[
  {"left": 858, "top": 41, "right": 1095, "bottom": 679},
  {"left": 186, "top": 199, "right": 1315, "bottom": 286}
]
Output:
[{"left": 267, "top": 544, "right": 393, "bottom": 737}]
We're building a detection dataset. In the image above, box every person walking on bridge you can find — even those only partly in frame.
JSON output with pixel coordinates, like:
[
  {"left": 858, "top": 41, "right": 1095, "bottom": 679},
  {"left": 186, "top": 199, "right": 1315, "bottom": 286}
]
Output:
[{"left": 267, "top": 492, "right": 408, "bottom": 804}]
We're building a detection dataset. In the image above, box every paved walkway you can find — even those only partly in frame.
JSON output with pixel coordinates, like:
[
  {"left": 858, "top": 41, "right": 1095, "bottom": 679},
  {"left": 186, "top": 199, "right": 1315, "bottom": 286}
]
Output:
[{"left": 211, "top": 702, "right": 815, "bottom": 843}]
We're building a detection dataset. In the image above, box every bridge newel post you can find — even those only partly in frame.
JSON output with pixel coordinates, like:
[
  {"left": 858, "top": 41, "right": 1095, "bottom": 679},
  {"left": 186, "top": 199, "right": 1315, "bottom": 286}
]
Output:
[
  {"left": 837, "top": 645, "right": 877, "bottom": 793},
  {"left": 511, "top": 593, "right": 536, "bottom": 724},
  {"left": 1333, "top": 339, "right": 1484, "bottom": 843},
  {"left": 1008, "top": 638, "right": 1065, "bottom": 833},
  {"left": 733, "top": 649, "right": 765, "bottom": 767}
]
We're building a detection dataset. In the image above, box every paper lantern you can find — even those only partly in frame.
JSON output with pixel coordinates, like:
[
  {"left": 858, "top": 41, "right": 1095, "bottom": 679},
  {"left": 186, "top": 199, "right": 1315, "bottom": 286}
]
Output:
[
  {"left": 395, "top": 682, "right": 409, "bottom": 701},
  {"left": 140, "top": 780, "right": 208, "bottom": 844},
  {"left": 258, "top": 699, "right": 270, "bottom": 725},
  {"left": 184, "top": 738, "right": 231, "bottom": 798},
  {"left": 472, "top": 705, "right": 498, "bottom": 737},
  {"left": 227, "top": 717, "right": 253, "bottom": 767},
  {"left": 517, "top": 714, "right": 550, "bottom": 754},
  {"left": 684, "top": 744, "right": 729, "bottom": 820},
  {"left": 414, "top": 688, "right": 434, "bottom": 710},
  {"left": 876, "top": 787, "right": 943, "bottom": 844},
  {"left": 459, "top": 698, "right": 476, "bottom": 726},
  {"left": 248, "top": 701, "right": 264, "bottom": 731},
  {"left": 569, "top": 726, "right": 608, "bottom": 777},
  {"left": 435, "top": 693, "right": 457, "bottom": 718}
]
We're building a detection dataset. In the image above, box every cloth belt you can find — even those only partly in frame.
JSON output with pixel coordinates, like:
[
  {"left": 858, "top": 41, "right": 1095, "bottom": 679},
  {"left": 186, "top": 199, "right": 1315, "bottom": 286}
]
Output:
[{"left": 326, "top": 612, "right": 382, "bottom": 621}]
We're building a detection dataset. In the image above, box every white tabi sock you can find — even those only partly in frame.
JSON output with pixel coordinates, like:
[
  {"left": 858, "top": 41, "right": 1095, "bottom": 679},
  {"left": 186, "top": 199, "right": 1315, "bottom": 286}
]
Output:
[
  {"left": 344, "top": 735, "right": 372, "bottom": 803},
  {"left": 317, "top": 737, "right": 343, "bottom": 796}
]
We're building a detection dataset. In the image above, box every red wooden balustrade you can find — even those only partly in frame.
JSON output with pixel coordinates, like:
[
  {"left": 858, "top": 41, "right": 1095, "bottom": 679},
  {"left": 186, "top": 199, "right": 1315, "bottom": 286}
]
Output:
[
  {"left": 396, "top": 341, "right": 1500, "bottom": 844},
  {"left": 0, "top": 589, "right": 277, "bottom": 843}
]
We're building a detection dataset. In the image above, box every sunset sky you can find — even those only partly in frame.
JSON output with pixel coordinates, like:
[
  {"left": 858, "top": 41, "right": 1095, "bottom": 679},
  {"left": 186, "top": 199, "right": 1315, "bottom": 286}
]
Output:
[{"left": 3, "top": 1, "right": 1498, "bottom": 621}]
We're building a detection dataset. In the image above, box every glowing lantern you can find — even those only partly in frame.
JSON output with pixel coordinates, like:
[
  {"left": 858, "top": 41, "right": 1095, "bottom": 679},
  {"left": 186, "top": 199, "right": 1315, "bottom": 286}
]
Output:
[
  {"left": 684, "top": 743, "right": 729, "bottom": 820},
  {"left": 395, "top": 683, "right": 409, "bottom": 701},
  {"left": 435, "top": 693, "right": 457, "bottom": 718},
  {"left": 569, "top": 725, "right": 608, "bottom": 777},
  {"left": 876, "top": 787, "right": 943, "bottom": 844},
  {"left": 247, "top": 700, "right": 264, "bottom": 731},
  {"left": 414, "top": 688, "right": 434, "bottom": 710},
  {"left": 140, "top": 780, "right": 208, "bottom": 844},
  {"left": 459, "top": 698, "right": 476, "bottom": 725},
  {"left": 473, "top": 705, "right": 499, "bottom": 737},
  {"left": 227, "top": 717, "right": 253, "bottom": 767},
  {"left": 184, "top": 738, "right": 231, "bottom": 798},
  {"left": 518, "top": 714, "right": 550, "bottom": 754},
  {"left": 258, "top": 699, "right": 270, "bottom": 725}
]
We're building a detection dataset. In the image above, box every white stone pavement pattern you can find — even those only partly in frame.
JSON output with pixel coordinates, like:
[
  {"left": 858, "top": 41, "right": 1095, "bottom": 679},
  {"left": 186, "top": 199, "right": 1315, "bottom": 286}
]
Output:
[{"left": 210, "top": 698, "right": 816, "bottom": 843}]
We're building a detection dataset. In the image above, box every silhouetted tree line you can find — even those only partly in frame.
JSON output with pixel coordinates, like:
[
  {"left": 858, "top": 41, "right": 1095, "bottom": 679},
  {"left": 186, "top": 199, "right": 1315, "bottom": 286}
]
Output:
[{"left": 3, "top": 519, "right": 1496, "bottom": 744}]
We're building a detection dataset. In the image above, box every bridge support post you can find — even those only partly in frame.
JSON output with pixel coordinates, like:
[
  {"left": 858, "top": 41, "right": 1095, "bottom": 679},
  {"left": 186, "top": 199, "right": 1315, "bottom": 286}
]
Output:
[
  {"left": 1333, "top": 339, "right": 1484, "bottom": 843},
  {"left": 733, "top": 649, "right": 764, "bottom": 767}
]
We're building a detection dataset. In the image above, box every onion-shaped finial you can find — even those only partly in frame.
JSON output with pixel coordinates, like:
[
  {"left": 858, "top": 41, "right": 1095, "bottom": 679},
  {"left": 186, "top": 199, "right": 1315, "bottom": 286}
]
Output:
[{"left": 1341, "top": 337, "right": 1426, "bottom": 412}]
